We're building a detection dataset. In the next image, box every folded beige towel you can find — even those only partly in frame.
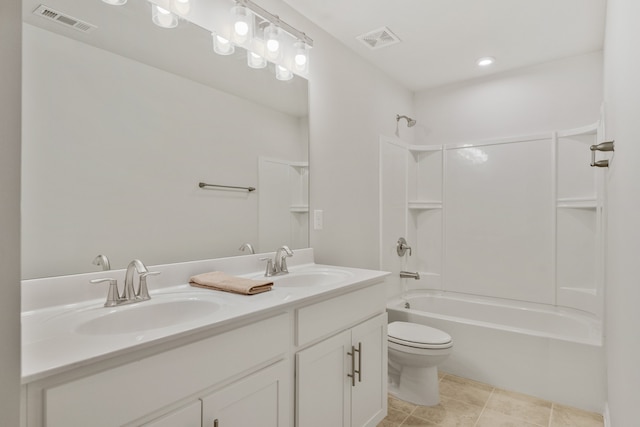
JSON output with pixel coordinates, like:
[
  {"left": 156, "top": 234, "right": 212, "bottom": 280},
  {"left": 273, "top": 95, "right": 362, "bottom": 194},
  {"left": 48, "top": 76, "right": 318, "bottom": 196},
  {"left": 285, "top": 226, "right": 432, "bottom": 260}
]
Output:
[{"left": 189, "top": 271, "right": 273, "bottom": 295}]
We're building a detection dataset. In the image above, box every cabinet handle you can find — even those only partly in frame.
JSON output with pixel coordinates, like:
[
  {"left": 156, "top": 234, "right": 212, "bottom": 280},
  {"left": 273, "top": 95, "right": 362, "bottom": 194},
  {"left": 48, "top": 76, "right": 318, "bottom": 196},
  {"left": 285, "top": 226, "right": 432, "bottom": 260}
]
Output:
[
  {"left": 354, "top": 342, "right": 362, "bottom": 383},
  {"left": 214, "top": 419, "right": 219, "bottom": 427},
  {"left": 347, "top": 346, "right": 356, "bottom": 387}
]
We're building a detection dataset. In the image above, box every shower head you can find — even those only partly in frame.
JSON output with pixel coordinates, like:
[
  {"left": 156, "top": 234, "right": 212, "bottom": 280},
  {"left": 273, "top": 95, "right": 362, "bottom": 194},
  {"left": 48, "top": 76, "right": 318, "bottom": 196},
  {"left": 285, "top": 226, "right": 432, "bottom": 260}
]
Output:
[{"left": 396, "top": 114, "right": 417, "bottom": 127}]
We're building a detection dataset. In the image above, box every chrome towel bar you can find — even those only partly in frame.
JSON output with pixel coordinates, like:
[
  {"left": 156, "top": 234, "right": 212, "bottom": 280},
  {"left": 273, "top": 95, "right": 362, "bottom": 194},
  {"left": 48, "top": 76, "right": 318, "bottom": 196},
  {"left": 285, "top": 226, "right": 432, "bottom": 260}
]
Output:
[{"left": 198, "top": 182, "right": 256, "bottom": 192}]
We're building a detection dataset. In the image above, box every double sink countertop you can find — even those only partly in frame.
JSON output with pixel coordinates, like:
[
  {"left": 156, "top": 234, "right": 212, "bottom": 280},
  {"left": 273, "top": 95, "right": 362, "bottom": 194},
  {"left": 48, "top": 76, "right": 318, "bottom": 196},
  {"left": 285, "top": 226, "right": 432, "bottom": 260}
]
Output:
[{"left": 21, "top": 248, "right": 389, "bottom": 383}]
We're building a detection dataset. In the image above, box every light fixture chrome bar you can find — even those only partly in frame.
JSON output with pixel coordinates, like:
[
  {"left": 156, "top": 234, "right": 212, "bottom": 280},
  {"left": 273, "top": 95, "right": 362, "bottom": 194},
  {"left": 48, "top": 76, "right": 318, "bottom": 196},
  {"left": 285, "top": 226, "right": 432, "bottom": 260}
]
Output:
[
  {"left": 237, "top": 0, "right": 313, "bottom": 46},
  {"left": 199, "top": 182, "right": 256, "bottom": 192}
]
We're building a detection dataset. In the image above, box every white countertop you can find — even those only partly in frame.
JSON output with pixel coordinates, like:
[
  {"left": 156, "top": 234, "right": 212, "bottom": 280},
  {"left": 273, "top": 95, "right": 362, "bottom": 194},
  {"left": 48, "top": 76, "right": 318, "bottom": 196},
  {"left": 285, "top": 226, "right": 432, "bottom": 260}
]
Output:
[{"left": 22, "top": 249, "right": 389, "bottom": 383}]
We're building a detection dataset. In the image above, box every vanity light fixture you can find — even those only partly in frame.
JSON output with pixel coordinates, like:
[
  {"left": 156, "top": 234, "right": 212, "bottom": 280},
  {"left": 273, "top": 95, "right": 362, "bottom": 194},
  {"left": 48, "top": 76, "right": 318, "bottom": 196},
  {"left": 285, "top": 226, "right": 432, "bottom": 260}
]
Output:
[
  {"left": 212, "top": 31, "right": 235, "bottom": 55},
  {"left": 151, "top": 3, "right": 178, "bottom": 28},
  {"left": 247, "top": 51, "right": 267, "bottom": 69},
  {"left": 477, "top": 56, "right": 495, "bottom": 67},
  {"left": 173, "top": 0, "right": 191, "bottom": 16},
  {"left": 145, "top": 0, "right": 313, "bottom": 81},
  {"left": 231, "top": 3, "right": 252, "bottom": 45},
  {"left": 293, "top": 40, "right": 309, "bottom": 73},
  {"left": 275, "top": 65, "right": 293, "bottom": 81},
  {"left": 263, "top": 23, "right": 282, "bottom": 62},
  {"left": 102, "top": 0, "right": 127, "bottom": 5}
]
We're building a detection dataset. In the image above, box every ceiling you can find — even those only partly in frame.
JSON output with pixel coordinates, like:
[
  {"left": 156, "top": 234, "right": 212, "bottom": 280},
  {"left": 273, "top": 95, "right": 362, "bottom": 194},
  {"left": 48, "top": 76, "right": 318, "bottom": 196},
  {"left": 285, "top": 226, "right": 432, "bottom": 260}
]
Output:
[{"left": 283, "top": 0, "right": 607, "bottom": 91}]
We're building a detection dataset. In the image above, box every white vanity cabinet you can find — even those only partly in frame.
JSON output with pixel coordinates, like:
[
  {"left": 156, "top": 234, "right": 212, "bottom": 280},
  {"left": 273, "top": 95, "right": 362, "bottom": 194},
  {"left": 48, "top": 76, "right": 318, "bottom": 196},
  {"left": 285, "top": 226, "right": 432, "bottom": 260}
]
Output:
[
  {"left": 201, "top": 361, "right": 288, "bottom": 427},
  {"left": 143, "top": 361, "right": 289, "bottom": 427},
  {"left": 26, "top": 313, "right": 290, "bottom": 427},
  {"left": 143, "top": 401, "right": 202, "bottom": 427},
  {"left": 22, "top": 254, "right": 390, "bottom": 427},
  {"left": 295, "top": 284, "right": 388, "bottom": 427}
]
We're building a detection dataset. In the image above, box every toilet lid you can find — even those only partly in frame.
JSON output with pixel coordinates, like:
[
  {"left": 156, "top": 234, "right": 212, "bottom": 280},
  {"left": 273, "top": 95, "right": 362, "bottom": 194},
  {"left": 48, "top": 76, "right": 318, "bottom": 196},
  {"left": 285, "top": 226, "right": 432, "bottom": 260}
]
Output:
[{"left": 388, "top": 321, "right": 452, "bottom": 347}]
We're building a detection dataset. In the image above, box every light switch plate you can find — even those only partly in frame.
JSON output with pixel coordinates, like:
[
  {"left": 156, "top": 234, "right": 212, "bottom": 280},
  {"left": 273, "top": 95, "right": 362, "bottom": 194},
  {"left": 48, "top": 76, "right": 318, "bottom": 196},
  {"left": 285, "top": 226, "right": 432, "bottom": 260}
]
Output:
[{"left": 313, "top": 209, "right": 323, "bottom": 230}]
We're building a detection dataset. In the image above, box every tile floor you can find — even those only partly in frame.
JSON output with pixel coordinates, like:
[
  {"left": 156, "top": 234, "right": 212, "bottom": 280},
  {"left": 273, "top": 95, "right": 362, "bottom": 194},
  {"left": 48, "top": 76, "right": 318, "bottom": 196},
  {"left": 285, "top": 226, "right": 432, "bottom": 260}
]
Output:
[{"left": 378, "top": 373, "right": 604, "bottom": 427}]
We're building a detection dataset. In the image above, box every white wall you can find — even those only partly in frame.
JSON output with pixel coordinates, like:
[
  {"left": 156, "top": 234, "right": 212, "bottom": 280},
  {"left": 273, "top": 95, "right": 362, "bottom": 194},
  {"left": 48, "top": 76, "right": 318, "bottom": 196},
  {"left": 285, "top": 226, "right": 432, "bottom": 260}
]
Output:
[
  {"left": 0, "top": 0, "right": 22, "bottom": 425},
  {"left": 22, "top": 24, "right": 306, "bottom": 278},
  {"left": 414, "top": 52, "right": 603, "bottom": 145},
  {"left": 309, "top": 36, "right": 415, "bottom": 269},
  {"left": 603, "top": 0, "right": 640, "bottom": 425},
  {"left": 258, "top": 0, "right": 416, "bottom": 270}
]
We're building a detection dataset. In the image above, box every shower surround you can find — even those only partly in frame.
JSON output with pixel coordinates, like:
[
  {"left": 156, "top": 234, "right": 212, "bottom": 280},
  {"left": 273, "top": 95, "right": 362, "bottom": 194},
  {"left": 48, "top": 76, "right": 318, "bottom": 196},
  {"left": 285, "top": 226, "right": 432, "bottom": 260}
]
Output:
[{"left": 379, "top": 122, "right": 608, "bottom": 410}]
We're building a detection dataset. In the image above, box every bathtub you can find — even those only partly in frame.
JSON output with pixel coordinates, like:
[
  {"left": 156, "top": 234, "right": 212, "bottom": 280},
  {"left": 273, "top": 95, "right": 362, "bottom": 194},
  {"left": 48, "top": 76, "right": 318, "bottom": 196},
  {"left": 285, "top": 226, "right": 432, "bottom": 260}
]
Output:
[{"left": 387, "top": 291, "right": 606, "bottom": 413}]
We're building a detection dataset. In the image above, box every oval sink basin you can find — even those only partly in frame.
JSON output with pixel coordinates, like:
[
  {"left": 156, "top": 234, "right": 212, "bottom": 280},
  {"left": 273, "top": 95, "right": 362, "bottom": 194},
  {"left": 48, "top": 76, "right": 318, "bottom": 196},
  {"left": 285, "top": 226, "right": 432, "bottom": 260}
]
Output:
[
  {"left": 269, "top": 269, "right": 353, "bottom": 288},
  {"left": 75, "top": 298, "right": 220, "bottom": 335}
]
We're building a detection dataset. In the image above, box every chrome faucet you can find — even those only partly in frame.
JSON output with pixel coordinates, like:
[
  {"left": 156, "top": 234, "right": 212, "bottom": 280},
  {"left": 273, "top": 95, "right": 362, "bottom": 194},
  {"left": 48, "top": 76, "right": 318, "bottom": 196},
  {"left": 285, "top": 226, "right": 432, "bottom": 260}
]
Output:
[
  {"left": 274, "top": 246, "right": 294, "bottom": 274},
  {"left": 239, "top": 242, "right": 255, "bottom": 254},
  {"left": 260, "top": 246, "right": 294, "bottom": 277},
  {"left": 92, "top": 254, "right": 111, "bottom": 271},
  {"left": 90, "top": 259, "right": 159, "bottom": 307},
  {"left": 124, "top": 259, "right": 149, "bottom": 301}
]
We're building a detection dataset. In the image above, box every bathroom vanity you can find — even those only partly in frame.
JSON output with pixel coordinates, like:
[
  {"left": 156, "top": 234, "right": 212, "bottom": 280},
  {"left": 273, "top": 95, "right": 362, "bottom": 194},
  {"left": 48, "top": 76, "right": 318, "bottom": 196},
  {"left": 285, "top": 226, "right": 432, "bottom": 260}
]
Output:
[{"left": 21, "top": 249, "right": 389, "bottom": 427}]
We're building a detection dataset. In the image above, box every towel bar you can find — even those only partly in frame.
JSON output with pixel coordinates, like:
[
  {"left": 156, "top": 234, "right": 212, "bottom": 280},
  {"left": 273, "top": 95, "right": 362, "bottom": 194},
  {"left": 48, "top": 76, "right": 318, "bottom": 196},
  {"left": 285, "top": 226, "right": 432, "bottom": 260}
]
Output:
[{"left": 198, "top": 182, "right": 256, "bottom": 192}]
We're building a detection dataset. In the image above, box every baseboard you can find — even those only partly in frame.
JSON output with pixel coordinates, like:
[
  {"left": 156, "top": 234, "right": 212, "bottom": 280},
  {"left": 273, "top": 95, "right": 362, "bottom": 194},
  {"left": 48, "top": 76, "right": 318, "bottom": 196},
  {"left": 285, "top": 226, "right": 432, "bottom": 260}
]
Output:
[{"left": 603, "top": 402, "right": 611, "bottom": 427}]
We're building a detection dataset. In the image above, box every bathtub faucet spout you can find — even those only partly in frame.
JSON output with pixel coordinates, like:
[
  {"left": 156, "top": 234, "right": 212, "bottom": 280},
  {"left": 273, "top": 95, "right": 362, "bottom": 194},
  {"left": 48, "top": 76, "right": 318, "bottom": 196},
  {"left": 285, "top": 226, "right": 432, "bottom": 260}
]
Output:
[{"left": 400, "top": 271, "right": 420, "bottom": 280}]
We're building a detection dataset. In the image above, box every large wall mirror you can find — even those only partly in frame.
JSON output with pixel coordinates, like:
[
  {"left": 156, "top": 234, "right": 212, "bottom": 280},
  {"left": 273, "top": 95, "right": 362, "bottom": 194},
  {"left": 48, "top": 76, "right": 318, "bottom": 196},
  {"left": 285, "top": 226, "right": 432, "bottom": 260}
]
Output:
[{"left": 21, "top": 0, "right": 309, "bottom": 279}]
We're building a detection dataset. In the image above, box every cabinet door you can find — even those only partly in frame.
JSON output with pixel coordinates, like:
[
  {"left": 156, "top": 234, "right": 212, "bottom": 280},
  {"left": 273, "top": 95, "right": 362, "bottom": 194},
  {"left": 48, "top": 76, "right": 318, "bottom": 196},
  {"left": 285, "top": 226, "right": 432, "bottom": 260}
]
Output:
[
  {"left": 296, "top": 330, "right": 351, "bottom": 427},
  {"left": 143, "top": 401, "right": 201, "bottom": 427},
  {"left": 350, "top": 313, "right": 388, "bottom": 427},
  {"left": 201, "top": 361, "right": 289, "bottom": 427}
]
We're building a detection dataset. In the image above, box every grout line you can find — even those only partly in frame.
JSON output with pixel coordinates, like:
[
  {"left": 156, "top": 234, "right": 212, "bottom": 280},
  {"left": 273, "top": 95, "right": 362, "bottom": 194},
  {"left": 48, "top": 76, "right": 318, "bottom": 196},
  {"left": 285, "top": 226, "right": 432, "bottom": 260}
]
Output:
[
  {"left": 398, "top": 407, "right": 413, "bottom": 427},
  {"left": 548, "top": 403, "right": 555, "bottom": 427},
  {"left": 472, "top": 387, "right": 495, "bottom": 427}
]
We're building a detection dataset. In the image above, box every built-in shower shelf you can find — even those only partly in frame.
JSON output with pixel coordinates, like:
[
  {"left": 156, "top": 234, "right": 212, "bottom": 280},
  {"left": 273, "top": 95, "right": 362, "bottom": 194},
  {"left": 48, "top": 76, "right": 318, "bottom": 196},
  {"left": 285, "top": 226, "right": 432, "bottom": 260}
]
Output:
[
  {"left": 290, "top": 205, "right": 309, "bottom": 213},
  {"left": 408, "top": 144, "right": 443, "bottom": 153},
  {"left": 408, "top": 201, "right": 442, "bottom": 210},
  {"left": 556, "top": 198, "right": 597, "bottom": 209}
]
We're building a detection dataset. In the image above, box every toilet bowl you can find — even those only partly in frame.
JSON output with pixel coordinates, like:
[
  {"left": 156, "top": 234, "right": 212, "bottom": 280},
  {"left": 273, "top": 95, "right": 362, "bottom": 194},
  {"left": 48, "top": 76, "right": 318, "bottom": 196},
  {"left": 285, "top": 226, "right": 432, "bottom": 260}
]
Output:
[{"left": 387, "top": 321, "right": 453, "bottom": 406}]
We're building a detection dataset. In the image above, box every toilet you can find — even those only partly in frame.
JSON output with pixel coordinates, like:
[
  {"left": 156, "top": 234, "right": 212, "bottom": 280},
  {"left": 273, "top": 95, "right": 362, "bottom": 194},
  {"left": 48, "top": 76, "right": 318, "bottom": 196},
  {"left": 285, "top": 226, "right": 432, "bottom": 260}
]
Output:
[{"left": 387, "top": 321, "right": 453, "bottom": 406}]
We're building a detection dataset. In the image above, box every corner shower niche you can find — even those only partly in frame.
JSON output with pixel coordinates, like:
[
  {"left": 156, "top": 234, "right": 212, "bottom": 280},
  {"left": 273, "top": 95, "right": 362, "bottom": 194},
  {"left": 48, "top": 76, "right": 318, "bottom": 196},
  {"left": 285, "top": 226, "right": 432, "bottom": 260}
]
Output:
[
  {"left": 258, "top": 157, "right": 309, "bottom": 252},
  {"left": 406, "top": 146, "right": 443, "bottom": 289},
  {"left": 380, "top": 121, "right": 607, "bottom": 318}
]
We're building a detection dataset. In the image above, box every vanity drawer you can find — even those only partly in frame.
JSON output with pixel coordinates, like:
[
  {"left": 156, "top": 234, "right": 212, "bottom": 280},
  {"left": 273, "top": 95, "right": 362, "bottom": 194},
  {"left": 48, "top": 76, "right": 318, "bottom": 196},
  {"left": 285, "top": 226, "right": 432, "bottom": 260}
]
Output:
[
  {"left": 295, "top": 282, "right": 386, "bottom": 347},
  {"left": 44, "top": 313, "right": 289, "bottom": 427}
]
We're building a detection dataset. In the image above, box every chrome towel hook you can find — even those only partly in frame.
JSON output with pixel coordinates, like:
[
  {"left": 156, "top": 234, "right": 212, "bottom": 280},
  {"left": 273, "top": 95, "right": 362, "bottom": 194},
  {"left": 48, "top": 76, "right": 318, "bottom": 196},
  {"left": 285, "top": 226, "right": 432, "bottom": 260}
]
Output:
[{"left": 590, "top": 140, "right": 614, "bottom": 168}]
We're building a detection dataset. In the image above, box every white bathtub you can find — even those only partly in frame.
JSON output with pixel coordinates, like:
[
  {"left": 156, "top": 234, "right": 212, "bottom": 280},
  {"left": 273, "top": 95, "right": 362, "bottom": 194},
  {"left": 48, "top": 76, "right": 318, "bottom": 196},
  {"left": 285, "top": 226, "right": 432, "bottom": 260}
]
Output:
[{"left": 387, "top": 291, "right": 606, "bottom": 413}]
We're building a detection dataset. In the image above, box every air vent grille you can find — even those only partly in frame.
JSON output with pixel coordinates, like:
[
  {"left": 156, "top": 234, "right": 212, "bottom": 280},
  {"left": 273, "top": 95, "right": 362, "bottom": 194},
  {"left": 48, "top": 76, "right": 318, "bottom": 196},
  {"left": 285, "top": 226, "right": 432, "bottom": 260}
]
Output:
[
  {"left": 33, "top": 5, "right": 97, "bottom": 33},
  {"left": 356, "top": 26, "right": 401, "bottom": 50}
]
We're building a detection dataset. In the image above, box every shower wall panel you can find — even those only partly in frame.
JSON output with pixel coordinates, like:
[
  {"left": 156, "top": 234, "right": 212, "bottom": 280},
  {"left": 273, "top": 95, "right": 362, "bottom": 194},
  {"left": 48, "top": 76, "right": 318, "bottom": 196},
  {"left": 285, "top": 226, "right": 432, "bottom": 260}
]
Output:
[{"left": 443, "top": 139, "right": 555, "bottom": 304}]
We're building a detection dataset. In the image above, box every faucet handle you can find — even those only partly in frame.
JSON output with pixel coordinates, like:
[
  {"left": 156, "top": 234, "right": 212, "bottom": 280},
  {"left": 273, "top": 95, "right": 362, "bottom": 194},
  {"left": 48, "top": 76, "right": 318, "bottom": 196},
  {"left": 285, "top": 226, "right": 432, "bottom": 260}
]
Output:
[
  {"left": 137, "top": 271, "right": 160, "bottom": 300},
  {"left": 259, "top": 257, "right": 275, "bottom": 277},
  {"left": 396, "top": 237, "right": 412, "bottom": 257},
  {"left": 90, "top": 278, "right": 121, "bottom": 307}
]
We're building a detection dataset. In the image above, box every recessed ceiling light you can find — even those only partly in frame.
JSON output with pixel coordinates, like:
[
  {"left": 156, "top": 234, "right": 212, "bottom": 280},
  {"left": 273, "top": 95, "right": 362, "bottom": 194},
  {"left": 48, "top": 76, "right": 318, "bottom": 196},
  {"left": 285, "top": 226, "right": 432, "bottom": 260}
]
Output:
[{"left": 477, "top": 56, "right": 495, "bottom": 67}]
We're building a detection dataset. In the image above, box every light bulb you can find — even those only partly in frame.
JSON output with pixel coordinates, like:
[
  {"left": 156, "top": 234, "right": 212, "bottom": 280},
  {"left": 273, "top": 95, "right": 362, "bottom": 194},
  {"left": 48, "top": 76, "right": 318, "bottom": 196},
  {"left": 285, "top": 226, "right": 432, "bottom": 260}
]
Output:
[
  {"left": 295, "top": 53, "right": 307, "bottom": 66},
  {"left": 231, "top": 5, "right": 252, "bottom": 45},
  {"left": 293, "top": 41, "right": 309, "bottom": 73},
  {"left": 276, "top": 65, "right": 293, "bottom": 81},
  {"left": 152, "top": 4, "right": 178, "bottom": 28},
  {"left": 235, "top": 21, "right": 249, "bottom": 36},
  {"left": 212, "top": 32, "right": 234, "bottom": 56},
  {"left": 264, "top": 24, "right": 282, "bottom": 61},
  {"left": 247, "top": 51, "right": 266, "bottom": 69},
  {"left": 266, "top": 39, "right": 279, "bottom": 53}
]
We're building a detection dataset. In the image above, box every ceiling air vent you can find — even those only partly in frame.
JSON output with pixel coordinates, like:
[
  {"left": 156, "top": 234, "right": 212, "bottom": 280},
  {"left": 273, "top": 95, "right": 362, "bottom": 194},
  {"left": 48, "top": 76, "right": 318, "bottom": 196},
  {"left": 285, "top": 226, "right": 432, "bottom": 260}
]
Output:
[
  {"left": 33, "top": 5, "right": 97, "bottom": 33},
  {"left": 356, "top": 26, "right": 401, "bottom": 50}
]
